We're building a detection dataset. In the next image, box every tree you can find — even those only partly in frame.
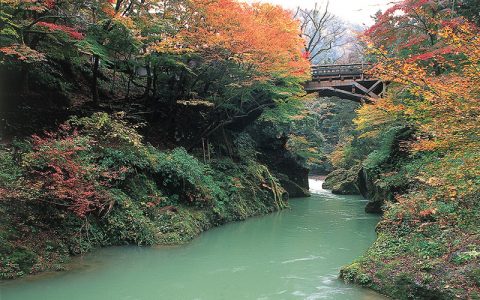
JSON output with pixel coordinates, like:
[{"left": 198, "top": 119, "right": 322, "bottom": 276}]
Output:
[
  {"left": 153, "top": 0, "right": 311, "bottom": 147},
  {"left": 360, "top": 0, "right": 480, "bottom": 157},
  {"left": 0, "top": 1, "right": 84, "bottom": 92},
  {"left": 365, "top": 0, "right": 458, "bottom": 57},
  {"left": 457, "top": 0, "right": 480, "bottom": 25},
  {"left": 294, "top": 1, "right": 347, "bottom": 64},
  {"left": 81, "top": 0, "right": 139, "bottom": 103},
  {"left": 177, "top": 0, "right": 309, "bottom": 79},
  {"left": 1, "top": 0, "right": 309, "bottom": 122}
]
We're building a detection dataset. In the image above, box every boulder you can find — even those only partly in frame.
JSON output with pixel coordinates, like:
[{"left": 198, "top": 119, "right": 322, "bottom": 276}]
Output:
[
  {"left": 277, "top": 173, "right": 310, "bottom": 198},
  {"left": 322, "top": 167, "right": 361, "bottom": 195}
]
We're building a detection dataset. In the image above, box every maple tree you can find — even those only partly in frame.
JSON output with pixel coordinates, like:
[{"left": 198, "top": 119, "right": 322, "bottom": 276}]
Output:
[
  {"left": 354, "top": 0, "right": 480, "bottom": 212},
  {"left": 1, "top": 0, "right": 309, "bottom": 112},
  {"left": 0, "top": 0, "right": 311, "bottom": 206},
  {"left": 140, "top": 0, "right": 310, "bottom": 146},
  {"left": 349, "top": 0, "right": 480, "bottom": 227},
  {"left": 25, "top": 129, "right": 110, "bottom": 218},
  {"left": 326, "top": 0, "right": 480, "bottom": 226},
  {"left": 176, "top": 0, "right": 309, "bottom": 80},
  {"left": 335, "top": 2, "right": 480, "bottom": 297},
  {"left": 361, "top": 17, "right": 479, "bottom": 153},
  {"left": 0, "top": 0, "right": 315, "bottom": 283},
  {"left": 0, "top": 1, "right": 83, "bottom": 62}
]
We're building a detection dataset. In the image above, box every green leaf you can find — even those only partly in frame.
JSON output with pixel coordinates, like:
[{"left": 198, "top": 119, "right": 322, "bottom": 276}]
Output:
[{"left": 75, "top": 36, "right": 112, "bottom": 65}]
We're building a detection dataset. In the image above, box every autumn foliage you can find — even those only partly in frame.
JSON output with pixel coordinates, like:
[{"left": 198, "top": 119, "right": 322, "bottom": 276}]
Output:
[
  {"left": 0, "top": 0, "right": 306, "bottom": 282},
  {"left": 339, "top": 2, "right": 480, "bottom": 297},
  {"left": 362, "top": 19, "right": 479, "bottom": 153},
  {"left": 177, "top": 0, "right": 310, "bottom": 79},
  {"left": 340, "top": 0, "right": 480, "bottom": 225},
  {"left": 24, "top": 126, "right": 112, "bottom": 218},
  {"left": 354, "top": 0, "right": 480, "bottom": 209},
  {"left": 35, "top": 22, "right": 84, "bottom": 40}
]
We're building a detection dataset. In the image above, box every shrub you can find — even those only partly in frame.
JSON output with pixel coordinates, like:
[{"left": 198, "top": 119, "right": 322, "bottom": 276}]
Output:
[
  {"left": 357, "top": 273, "right": 372, "bottom": 285},
  {"left": 68, "top": 113, "right": 154, "bottom": 171},
  {"left": 234, "top": 132, "right": 257, "bottom": 161},
  {"left": 468, "top": 269, "right": 480, "bottom": 286},
  {"left": 0, "top": 150, "right": 22, "bottom": 188},
  {"left": 340, "top": 262, "right": 361, "bottom": 282},
  {"left": 102, "top": 190, "right": 157, "bottom": 245},
  {"left": 0, "top": 111, "right": 287, "bottom": 279},
  {"left": 153, "top": 148, "right": 227, "bottom": 207},
  {"left": 363, "top": 126, "right": 406, "bottom": 172},
  {"left": 15, "top": 113, "right": 156, "bottom": 218},
  {"left": 22, "top": 128, "right": 111, "bottom": 218},
  {"left": 452, "top": 250, "right": 480, "bottom": 265}
]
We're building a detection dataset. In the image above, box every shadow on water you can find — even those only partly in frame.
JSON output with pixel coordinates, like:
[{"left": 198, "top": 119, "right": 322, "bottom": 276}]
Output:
[{"left": 0, "top": 178, "right": 387, "bottom": 300}]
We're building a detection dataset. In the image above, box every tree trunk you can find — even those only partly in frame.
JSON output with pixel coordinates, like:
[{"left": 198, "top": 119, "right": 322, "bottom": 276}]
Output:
[
  {"left": 92, "top": 55, "right": 100, "bottom": 104},
  {"left": 143, "top": 64, "right": 152, "bottom": 99},
  {"left": 21, "top": 64, "right": 29, "bottom": 94},
  {"left": 152, "top": 66, "right": 158, "bottom": 98},
  {"left": 126, "top": 71, "right": 133, "bottom": 101}
]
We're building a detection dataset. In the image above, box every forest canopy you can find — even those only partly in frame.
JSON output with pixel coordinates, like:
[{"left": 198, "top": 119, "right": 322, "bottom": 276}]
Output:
[{"left": 0, "top": 0, "right": 309, "bottom": 124}]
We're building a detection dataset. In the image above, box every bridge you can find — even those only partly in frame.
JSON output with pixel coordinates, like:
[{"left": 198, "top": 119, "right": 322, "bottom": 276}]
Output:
[{"left": 304, "top": 63, "right": 386, "bottom": 103}]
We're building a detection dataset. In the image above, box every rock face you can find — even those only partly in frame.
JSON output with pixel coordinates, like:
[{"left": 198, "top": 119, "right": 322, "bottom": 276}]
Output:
[
  {"left": 259, "top": 144, "right": 310, "bottom": 198},
  {"left": 248, "top": 121, "right": 310, "bottom": 198},
  {"left": 144, "top": 104, "right": 310, "bottom": 199},
  {"left": 321, "top": 165, "right": 386, "bottom": 213},
  {"left": 358, "top": 168, "right": 385, "bottom": 213},
  {"left": 322, "top": 167, "right": 361, "bottom": 195},
  {"left": 358, "top": 127, "right": 414, "bottom": 213},
  {"left": 276, "top": 172, "right": 309, "bottom": 198}
]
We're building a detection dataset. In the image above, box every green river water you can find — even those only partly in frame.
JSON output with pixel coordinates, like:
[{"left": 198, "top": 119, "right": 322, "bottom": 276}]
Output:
[{"left": 0, "top": 179, "right": 387, "bottom": 300}]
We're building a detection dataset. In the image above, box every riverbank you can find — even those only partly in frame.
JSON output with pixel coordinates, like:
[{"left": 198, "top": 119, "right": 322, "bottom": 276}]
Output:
[
  {"left": 0, "top": 113, "right": 290, "bottom": 280},
  {"left": 332, "top": 145, "right": 480, "bottom": 299},
  {"left": 327, "top": 154, "right": 480, "bottom": 299},
  {"left": 1, "top": 179, "right": 387, "bottom": 300}
]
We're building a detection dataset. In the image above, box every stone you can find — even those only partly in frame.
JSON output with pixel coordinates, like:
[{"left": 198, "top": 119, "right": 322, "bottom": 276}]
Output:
[{"left": 322, "top": 167, "right": 361, "bottom": 195}]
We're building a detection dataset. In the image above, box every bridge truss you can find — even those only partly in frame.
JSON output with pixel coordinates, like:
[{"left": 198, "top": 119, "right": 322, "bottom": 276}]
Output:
[{"left": 304, "top": 64, "right": 387, "bottom": 103}]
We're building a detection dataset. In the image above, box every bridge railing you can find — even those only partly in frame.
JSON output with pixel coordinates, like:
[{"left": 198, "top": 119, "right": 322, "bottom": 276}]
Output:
[{"left": 311, "top": 63, "right": 372, "bottom": 78}]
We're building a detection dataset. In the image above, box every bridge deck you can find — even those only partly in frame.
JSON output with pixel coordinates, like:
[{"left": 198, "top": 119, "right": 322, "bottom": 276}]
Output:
[{"left": 305, "top": 63, "right": 386, "bottom": 103}]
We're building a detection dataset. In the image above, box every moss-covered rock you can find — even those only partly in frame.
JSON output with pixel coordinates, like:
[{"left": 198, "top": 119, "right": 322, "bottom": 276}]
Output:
[
  {"left": 246, "top": 120, "right": 310, "bottom": 199},
  {"left": 322, "top": 167, "right": 361, "bottom": 195},
  {"left": 341, "top": 220, "right": 480, "bottom": 299},
  {"left": 276, "top": 173, "right": 310, "bottom": 198}
]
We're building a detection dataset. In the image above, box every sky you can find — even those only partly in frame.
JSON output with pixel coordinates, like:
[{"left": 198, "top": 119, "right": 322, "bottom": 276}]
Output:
[{"left": 244, "top": 0, "right": 393, "bottom": 26}]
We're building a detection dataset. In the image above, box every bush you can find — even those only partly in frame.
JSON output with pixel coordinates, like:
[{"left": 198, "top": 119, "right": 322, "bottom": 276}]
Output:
[
  {"left": 468, "top": 269, "right": 480, "bottom": 287},
  {"left": 340, "top": 262, "right": 361, "bottom": 282},
  {"left": 153, "top": 148, "right": 227, "bottom": 207},
  {"left": 233, "top": 132, "right": 257, "bottom": 161},
  {"left": 102, "top": 190, "right": 158, "bottom": 245},
  {"left": 21, "top": 129, "right": 110, "bottom": 217},
  {"left": 452, "top": 250, "right": 480, "bottom": 265},
  {"left": 363, "top": 126, "right": 407, "bottom": 172},
  {"left": 0, "top": 149, "right": 22, "bottom": 188},
  {"left": 0, "top": 112, "right": 287, "bottom": 279}
]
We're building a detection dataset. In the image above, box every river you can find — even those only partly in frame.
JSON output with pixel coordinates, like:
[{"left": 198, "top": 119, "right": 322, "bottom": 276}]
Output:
[{"left": 0, "top": 179, "right": 387, "bottom": 300}]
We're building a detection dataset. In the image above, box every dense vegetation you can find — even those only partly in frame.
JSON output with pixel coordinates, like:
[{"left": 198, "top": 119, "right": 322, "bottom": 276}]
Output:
[
  {"left": 288, "top": 96, "right": 359, "bottom": 175},
  {"left": 0, "top": 0, "right": 309, "bottom": 132},
  {"left": 0, "top": 0, "right": 312, "bottom": 279},
  {"left": 1, "top": 0, "right": 479, "bottom": 299},
  {"left": 331, "top": 0, "right": 480, "bottom": 298},
  {"left": 0, "top": 113, "right": 289, "bottom": 278}
]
